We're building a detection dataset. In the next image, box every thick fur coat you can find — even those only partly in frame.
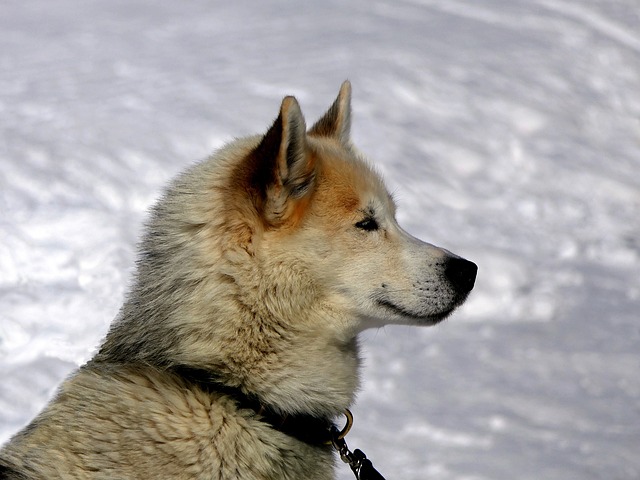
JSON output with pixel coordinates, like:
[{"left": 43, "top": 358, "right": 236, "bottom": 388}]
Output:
[{"left": 0, "top": 82, "right": 477, "bottom": 479}]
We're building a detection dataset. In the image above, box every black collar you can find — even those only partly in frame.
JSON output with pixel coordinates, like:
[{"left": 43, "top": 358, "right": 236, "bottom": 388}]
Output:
[{"left": 170, "top": 365, "right": 335, "bottom": 448}]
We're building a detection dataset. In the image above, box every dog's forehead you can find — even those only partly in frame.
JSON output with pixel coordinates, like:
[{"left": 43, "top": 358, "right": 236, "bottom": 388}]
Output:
[{"left": 313, "top": 146, "right": 393, "bottom": 216}]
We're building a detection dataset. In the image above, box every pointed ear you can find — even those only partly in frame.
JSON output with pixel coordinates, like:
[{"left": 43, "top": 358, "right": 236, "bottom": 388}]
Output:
[
  {"left": 309, "top": 80, "right": 352, "bottom": 144},
  {"left": 251, "top": 96, "right": 315, "bottom": 226}
]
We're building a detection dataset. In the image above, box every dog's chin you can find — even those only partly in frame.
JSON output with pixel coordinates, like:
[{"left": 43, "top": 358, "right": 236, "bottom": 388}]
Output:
[{"left": 376, "top": 299, "right": 455, "bottom": 326}]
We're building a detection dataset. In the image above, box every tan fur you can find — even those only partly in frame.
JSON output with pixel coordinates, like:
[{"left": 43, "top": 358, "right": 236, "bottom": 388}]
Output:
[
  {"left": 2, "top": 365, "right": 332, "bottom": 479},
  {"left": 0, "top": 82, "right": 476, "bottom": 479}
]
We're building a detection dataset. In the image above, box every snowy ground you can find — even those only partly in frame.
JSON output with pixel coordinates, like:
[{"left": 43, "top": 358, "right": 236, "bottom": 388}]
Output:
[{"left": 1, "top": 1, "right": 639, "bottom": 478}]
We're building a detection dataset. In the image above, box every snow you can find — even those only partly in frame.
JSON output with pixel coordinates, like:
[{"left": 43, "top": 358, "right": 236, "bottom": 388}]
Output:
[{"left": 1, "top": 1, "right": 639, "bottom": 478}]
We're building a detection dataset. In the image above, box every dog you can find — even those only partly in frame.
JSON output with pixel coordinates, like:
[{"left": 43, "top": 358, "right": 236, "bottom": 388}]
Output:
[{"left": 0, "top": 81, "right": 477, "bottom": 479}]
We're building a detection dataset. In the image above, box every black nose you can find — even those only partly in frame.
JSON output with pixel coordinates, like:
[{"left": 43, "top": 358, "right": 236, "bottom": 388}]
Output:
[{"left": 445, "top": 257, "right": 477, "bottom": 294}]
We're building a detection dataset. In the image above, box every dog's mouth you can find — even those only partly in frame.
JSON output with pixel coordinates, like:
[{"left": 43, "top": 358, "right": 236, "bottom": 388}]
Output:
[{"left": 375, "top": 298, "right": 454, "bottom": 325}]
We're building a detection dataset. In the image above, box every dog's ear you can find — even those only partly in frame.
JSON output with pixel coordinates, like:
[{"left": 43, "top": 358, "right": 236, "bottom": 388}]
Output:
[
  {"left": 251, "top": 95, "right": 315, "bottom": 227},
  {"left": 309, "top": 80, "right": 352, "bottom": 144}
]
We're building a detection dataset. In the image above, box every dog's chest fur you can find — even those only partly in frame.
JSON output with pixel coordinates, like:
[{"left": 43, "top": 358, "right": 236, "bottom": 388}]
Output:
[{"left": 1, "top": 365, "right": 336, "bottom": 480}]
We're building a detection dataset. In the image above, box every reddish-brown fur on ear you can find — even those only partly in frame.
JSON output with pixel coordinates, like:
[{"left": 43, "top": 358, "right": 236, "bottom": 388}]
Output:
[
  {"left": 230, "top": 81, "right": 353, "bottom": 232},
  {"left": 238, "top": 95, "right": 316, "bottom": 228}
]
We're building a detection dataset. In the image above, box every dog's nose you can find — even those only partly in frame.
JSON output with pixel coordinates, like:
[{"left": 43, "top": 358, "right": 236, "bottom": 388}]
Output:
[{"left": 445, "top": 257, "right": 477, "bottom": 293}]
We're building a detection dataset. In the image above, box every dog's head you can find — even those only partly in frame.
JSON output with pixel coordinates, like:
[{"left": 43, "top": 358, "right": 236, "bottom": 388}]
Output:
[
  {"left": 104, "top": 82, "right": 477, "bottom": 410},
  {"left": 225, "top": 81, "right": 477, "bottom": 333}
]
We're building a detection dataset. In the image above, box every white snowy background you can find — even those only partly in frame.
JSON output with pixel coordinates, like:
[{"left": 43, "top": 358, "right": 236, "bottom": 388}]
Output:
[{"left": 1, "top": 1, "right": 639, "bottom": 479}]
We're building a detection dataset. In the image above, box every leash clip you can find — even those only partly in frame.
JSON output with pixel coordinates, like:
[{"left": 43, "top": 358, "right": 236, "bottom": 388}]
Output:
[{"left": 330, "top": 410, "right": 386, "bottom": 480}]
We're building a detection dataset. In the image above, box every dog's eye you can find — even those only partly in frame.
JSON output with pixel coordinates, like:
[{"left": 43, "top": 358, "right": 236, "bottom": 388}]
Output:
[{"left": 355, "top": 217, "right": 379, "bottom": 231}]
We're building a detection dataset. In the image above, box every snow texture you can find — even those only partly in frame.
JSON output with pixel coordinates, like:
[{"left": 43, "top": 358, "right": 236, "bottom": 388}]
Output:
[{"left": 1, "top": 1, "right": 639, "bottom": 479}]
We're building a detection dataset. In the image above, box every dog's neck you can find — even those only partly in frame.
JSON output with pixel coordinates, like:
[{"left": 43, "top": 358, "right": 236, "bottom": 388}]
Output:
[
  {"left": 169, "top": 364, "right": 336, "bottom": 448},
  {"left": 96, "top": 313, "right": 361, "bottom": 420}
]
